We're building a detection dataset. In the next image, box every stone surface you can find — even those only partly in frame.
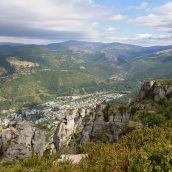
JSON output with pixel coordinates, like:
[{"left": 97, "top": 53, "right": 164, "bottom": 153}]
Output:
[
  {"left": 53, "top": 102, "right": 134, "bottom": 149},
  {"left": 53, "top": 110, "right": 77, "bottom": 150},
  {"left": 0, "top": 120, "right": 45, "bottom": 162},
  {"left": 56, "top": 154, "right": 88, "bottom": 164},
  {"left": 32, "top": 128, "right": 46, "bottom": 156},
  {"left": 139, "top": 81, "right": 155, "bottom": 99},
  {"left": 139, "top": 81, "right": 172, "bottom": 101}
]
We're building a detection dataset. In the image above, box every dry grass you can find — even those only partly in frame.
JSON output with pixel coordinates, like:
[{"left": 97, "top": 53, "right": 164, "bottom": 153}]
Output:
[{"left": 7, "top": 57, "right": 39, "bottom": 69}]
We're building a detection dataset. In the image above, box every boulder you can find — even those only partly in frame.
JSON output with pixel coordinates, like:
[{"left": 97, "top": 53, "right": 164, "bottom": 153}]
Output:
[{"left": 56, "top": 154, "right": 88, "bottom": 164}]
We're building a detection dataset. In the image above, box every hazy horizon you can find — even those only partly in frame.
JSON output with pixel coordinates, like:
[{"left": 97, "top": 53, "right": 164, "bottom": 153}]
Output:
[{"left": 1, "top": 40, "right": 172, "bottom": 48}]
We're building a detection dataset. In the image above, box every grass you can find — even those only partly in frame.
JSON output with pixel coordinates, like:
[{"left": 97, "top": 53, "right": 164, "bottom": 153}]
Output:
[{"left": 155, "top": 80, "right": 172, "bottom": 85}]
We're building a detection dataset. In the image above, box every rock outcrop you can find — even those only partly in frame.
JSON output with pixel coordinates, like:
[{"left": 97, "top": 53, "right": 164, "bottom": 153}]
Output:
[
  {"left": 139, "top": 80, "right": 172, "bottom": 101},
  {"left": 53, "top": 108, "right": 86, "bottom": 150},
  {"left": 54, "top": 80, "right": 172, "bottom": 150},
  {"left": 53, "top": 103, "right": 136, "bottom": 150},
  {"left": 0, "top": 120, "right": 45, "bottom": 162}
]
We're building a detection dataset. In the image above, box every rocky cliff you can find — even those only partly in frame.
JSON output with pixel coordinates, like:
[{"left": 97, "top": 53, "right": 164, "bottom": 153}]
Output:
[
  {"left": 0, "top": 120, "right": 45, "bottom": 162},
  {"left": 139, "top": 80, "right": 172, "bottom": 101},
  {"left": 53, "top": 103, "right": 142, "bottom": 150},
  {"left": 53, "top": 80, "right": 172, "bottom": 150},
  {"left": 1, "top": 80, "right": 172, "bottom": 162}
]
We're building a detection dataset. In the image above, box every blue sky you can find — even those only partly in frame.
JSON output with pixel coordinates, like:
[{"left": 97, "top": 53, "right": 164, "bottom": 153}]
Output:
[{"left": 0, "top": 0, "right": 172, "bottom": 46}]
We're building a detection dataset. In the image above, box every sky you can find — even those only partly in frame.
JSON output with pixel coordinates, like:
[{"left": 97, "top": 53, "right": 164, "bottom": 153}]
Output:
[{"left": 0, "top": 0, "right": 172, "bottom": 46}]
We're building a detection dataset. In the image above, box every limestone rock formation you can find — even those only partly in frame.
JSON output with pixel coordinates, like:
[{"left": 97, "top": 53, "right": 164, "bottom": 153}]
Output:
[
  {"left": 0, "top": 120, "right": 45, "bottom": 162},
  {"left": 139, "top": 80, "right": 172, "bottom": 101},
  {"left": 53, "top": 108, "right": 86, "bottom": 150},
  {"left": 139, "top": 81, "right": 155, "bottom": 99},
  {"left": 54, "top": 80, "right": 172, "bottom": 150},
  {"left": 53, "top": 103, "right": 136, "bottom": 149},
  {"left": 32, "top": 128, "right": 46, "bottom": 156}
]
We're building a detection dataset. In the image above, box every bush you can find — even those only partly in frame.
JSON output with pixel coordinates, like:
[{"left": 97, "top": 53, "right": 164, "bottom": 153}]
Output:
[
  {"left": 141, "top": 113, "right": 166, "bottom": 127},
  {"left": 128, "top": 143, "right": 172, "bottom": 172}
]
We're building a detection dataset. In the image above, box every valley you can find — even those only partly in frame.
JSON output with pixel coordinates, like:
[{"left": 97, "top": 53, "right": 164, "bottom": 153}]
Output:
[
  {"left": 0, "top": 41, "right": 172, "bottom": 116},
  {"left": 1, "top": 79, "right": 172, "bottom": 171},
  {"left": 0, "top": 90, "right": 124, "bottom": 138}
]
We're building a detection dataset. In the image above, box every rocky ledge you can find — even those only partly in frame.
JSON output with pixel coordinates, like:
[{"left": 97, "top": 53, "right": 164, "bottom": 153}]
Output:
[{"left": 53, "top": 103, "right": 142, "bottom": 150}]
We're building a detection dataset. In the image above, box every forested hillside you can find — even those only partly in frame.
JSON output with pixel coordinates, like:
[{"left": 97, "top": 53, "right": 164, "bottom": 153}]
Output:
[{"left": 0, "top": 41, "right": 172, "bottom": 113}]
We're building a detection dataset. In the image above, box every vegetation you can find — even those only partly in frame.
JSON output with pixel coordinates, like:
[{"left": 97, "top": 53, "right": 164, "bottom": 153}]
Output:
[
  {"left": 0, "top": 69, "right": 139, "bottom": 112},
  {"left": 0, "top": 41, "right": 172, "bottom": 113},
  {"left": 124, "top": 55, "right": 172, "bottom": 80},
  {"left": 155, "top": 79, "right": 172, "bottom": 85},
  {"left": 0, "top": 42, "right": 172, "bottom": 170},
  {"left": 1, "top": 120, "right": 172, "bottom": 172},
  {"left": 130, "top": 97, "right": 172, "bottom": 127},
  {"left": 1, "top": 93, "right": 172, "bottom": 171}
]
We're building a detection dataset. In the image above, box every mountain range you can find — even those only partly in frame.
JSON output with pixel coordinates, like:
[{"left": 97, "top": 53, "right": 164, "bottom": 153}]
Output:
[{"left": 0, "top": 40, "right": 172, "bottom": 111}]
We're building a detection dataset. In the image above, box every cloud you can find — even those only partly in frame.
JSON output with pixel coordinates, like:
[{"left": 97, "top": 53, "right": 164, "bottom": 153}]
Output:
[
  {"left": 0, "top": 36, "right": 49, "bottom": 44},
  {"left": 137, "top": 34, "right": 172, "bottom": 40},
  {"left": 133, "top": 2, "right": 172, "bottom": 33},
  {"left": 106, "top": 33, "right": 172, "bottom": 46},
  {"left": 0, "top": 0, "right": 118, "bottom": 43},
  {"left": 106, "top": 27, "right": 116, "bottom": 33},
  {"left": 132, "top": 34, "right": 172, "bottom": 46},
  {"left": 139, "top": 2, "right": 149, "bottom": 10},
  {"left": 127, "top": 2, "right": 149, "bottom": 11},
  {"left": 0, "top": 0, "right": 171, "bottom": 46},
  {"left": 132, "top": 33, "right": 152, "bottom": 40},
  {"left": 0, "top": 22, "right": 86, "bottom": 40},
  {"left": 111, "top": 14, "right": 126, "bottom": 21}
]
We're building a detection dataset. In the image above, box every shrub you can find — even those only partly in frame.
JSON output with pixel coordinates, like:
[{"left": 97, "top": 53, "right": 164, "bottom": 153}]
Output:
[{"left": 1, "top": 121, "right": 172, "bottom": 172}]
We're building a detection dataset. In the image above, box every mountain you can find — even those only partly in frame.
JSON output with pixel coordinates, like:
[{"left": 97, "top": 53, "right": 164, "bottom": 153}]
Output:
[
  {"left": 0, "top": 41, "right": 172, "bottom": 113},
  {"left": 124, "top": 48, "right": 172, "bottom": 80},
  {"left": 46, "top": 40, "right": 144, "bottom": 63}
]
